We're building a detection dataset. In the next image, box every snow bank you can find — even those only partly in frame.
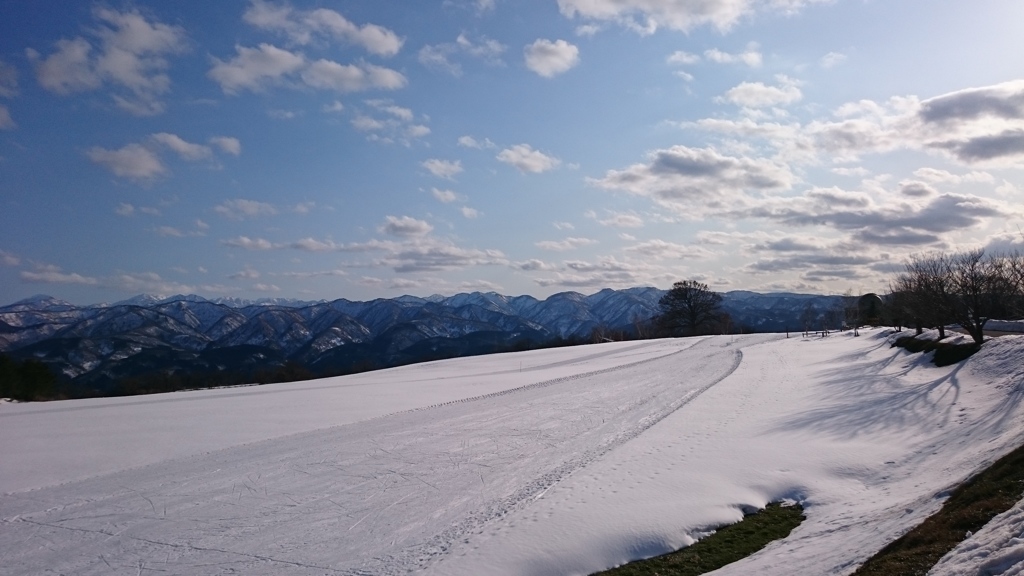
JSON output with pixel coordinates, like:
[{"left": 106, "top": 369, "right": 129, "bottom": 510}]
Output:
[{"left": 988, "top": 319, "right": 1024, "bottom": 333}]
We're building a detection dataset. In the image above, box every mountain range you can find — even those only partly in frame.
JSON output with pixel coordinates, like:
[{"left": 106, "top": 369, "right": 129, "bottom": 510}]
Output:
[{"left": 0, "top": 288, "right": 850, "bottom": 393}]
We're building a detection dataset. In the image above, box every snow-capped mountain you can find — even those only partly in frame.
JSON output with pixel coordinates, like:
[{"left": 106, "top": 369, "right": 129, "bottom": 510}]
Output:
[{"left": 0, "top": 288, "right": 849, "bottom": 390}]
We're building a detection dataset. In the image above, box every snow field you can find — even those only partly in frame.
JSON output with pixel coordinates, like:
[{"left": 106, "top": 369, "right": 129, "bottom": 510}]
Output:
[
  {"left": 1, "top": 331, "right": 1023, "bottom": 575},
  {"left": 0, "top": 338, "right": 685, "bottom": 494}
]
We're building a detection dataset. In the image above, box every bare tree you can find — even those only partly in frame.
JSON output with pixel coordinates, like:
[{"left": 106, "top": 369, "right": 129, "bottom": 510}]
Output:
[
  {"left": 818, "top": 295, "right": 845, "bottom": 332},
  {"left": 1006, "top": 250, "right": 1024, "bottom": 316},
  {"left": 656, "top": 280, "right": 723, "bottom": 337},
  {"left": 841, "top": 290, "right": 860, "bottom": 330},
  {"left": 800, "top": 303, "right": 817, "bottom": 336},
  {"left": 947, "top": 249, "right": 1014, "bottom": 344},
  {"left": 905, "top": 253, "right": 955, "bottom": 338},
  {"left": 891, "top": 249, "right": 1021, "bottom": 345}
]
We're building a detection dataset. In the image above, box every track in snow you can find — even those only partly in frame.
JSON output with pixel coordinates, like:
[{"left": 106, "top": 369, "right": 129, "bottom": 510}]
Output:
[{"left": 0, "top": 336, "right": 765, "bottom": 575}]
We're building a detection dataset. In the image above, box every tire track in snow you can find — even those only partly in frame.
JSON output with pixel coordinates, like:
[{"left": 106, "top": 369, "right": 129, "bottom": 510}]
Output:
[
  {"left": 372, "top": 341, "right": 746, "bottom": 575},
  {"left": 0, "top": 337, "right": 765, "bottom": 576}
]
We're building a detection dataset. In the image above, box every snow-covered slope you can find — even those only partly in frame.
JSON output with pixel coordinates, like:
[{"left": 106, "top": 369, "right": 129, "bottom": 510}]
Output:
[{"left": 2, "top": 331, "right": 1023, "bottom": 575}]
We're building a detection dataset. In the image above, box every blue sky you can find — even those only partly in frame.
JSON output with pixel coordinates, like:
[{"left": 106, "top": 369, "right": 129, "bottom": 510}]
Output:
[{"left": 1, "top": 0, "right": 1023, "bottom": 305}]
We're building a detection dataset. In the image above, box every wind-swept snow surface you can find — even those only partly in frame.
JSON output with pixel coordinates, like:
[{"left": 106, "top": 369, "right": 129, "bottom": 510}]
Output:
[{"left": 2, "top": 332, "right": 1024, "bottom": 575}]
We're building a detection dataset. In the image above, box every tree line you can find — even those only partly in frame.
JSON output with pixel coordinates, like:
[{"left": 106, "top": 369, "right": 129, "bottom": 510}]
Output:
[
  {"left": 0, "top": 353, "right": 60, "bottom": 401},
  {"left": 889, "top": 249, "right": 1024, "bottom": 344}
]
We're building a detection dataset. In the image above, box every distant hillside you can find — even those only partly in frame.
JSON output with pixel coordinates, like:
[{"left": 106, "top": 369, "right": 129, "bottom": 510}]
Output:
[{"left": 0, "top": 288, "right": 849, "bottom": 395}]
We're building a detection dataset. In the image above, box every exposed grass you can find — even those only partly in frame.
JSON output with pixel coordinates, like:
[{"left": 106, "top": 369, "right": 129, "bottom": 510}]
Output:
[
  {"left": 854, "top": 440, "right": 1024, "bottom": 575},
  {"left": 592, "top": 502, "right": 805, "bottom": 576}
]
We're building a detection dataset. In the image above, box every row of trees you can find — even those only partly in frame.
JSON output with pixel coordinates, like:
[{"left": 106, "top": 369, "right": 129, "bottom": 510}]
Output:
[
  {"left": 655, "top": 248, "right": 1023, "bottom": 344},
  {"left": 890, "top": 249, "right": 1024, "bottom": 344}
]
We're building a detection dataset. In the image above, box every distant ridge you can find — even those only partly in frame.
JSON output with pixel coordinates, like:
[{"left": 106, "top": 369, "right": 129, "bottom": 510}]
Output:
[{"left": 0, "top": 288, "right": 849, "bottom": 394}]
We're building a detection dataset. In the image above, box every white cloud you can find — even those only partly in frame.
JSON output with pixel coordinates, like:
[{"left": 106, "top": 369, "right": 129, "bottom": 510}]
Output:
[
  {"left": 591, "top": 145, "right": 793, "bottom": 216},
  {"left": 21, "top": 265, "right": 99, "bottom": 285},
  {"left": 666, "top": 50, "right": 700, "bottom": 65},
  {"left": 557, "top": 0, "right": 830, "bottom": 34},
  {"left": 535, "top": 237, "right": 598, "bottom": 251},
  {"left": 0, "top": 249, "right": 20, "bottom": 267},
  {"left": 222, "top": 236, "right": 275, "bottom": 250},
  {"left": 26, "top": 7, "right": 187, "bottom": 115},
  {"left": 86, "top": 143, "right": 166, "bottom": 179},
  {"left": 422, "top": 158, "right": 464, "bottom": 179},
  {"left": 210, "top": 136, "right": 242, "bottom": 155},
  {"left": 406, "top": 125, "right": 431, "bottom": 138},
  {"left": 524, "top": 39, "right": 580, "bottom": 78},
  {"left": 381, "top": 241, "right": 506, "bottom": 273},
  {"left": 380, "top": 215, "right": 434, "bottom": 237},
  {"left": 831, "top": 167, "right": 871, "bottom": 177},
  {"left": 243, "top": 0, "right": 403, "bottom": 56},
  {"left": 287, "top": 238, "right": 343, "bottom": 252},
  {"left": 784, "top": 80, "right": 1024, "bottom": 167},
  {"left": 323, "top": 100, "right": 345, "bottom": 113},
  {"left": 431, "top": 188, "right": 459, "bottom": 203},
  {"left": 268, "top": 108, "right": 299, "bottom": 120},
  {"left": 115, "top": 203, "right": 135, "bottom": 216},
  {"left": 207, "top": 43, "right": 305, "bottom": 93},
  {"left": 598, "top": 212, "right": 644, "bottom": 228},
  {"left": 104, "top": 271, "right": 230, "bottom": 295},
  {"left": 214, "top": 198, "right": 278, "bottom": 220},
  {"left": 300, "top": 59, "right": 407, "bottom": 93},
  {"left": 704, "top": 46, "right": 762, "bottom": 67},
  {"left": 898, "top": 180, "right": 938, "bottom": 198},
  {"left": 496, "top": 144, "right": 561, "bottom": 173},
  {"left": 513, "top": 259, "right": 556, "bottom": 271},
  {"left": 278, "top": 268, "right": 347, "bottom": 279},
  {"left": 458, "top": 135, "right": 496, "bottom": 149},
  {"left": 420, "top": 34, "right": 506, "bottom": 77},
  {"left": 913, "top": 167, "right": 993, "bottom": 184},
  {"left": 229, "top": 265, "right": 261, "bottom": 280},
  {"left": 155, "top": 220, "right": 207, "bottom": 238},
  {"left": 820, "top": 51, "right": 846, "bottom": 68},
  {"left": 292, "top": 202, "right": 315, "bottom": 214},
  {"left": 743, "top": 188, "right": 1018, "bottom": 248},
  {"left": 0, "top": 59, "right": 17, "bottom": 98},
  {"left": 0, "top": 60, "right": 16, "bottom": 128},
  {"left": 554, "top": 221, "right": 575, "bottom": 230},
  {"left": 150, "top": 133, "right": 212, "bottom": 160},
  {"left": 367, "top": 99, "right": 413, "bottom": 121},
  {"left": 352, "top": 115, "right": 386, "bottom": 131},
  {"left": 349, "top": 100, "right": 429, "bottom": 143},
  {"left": 0, "top": 104, "right": 14, "bottom": 130},
  {"left": 721, "top": 75, "right": 801, "bottom": 108},
  {"left": 461, "top": 206, "right": 480, "bottom": 219},
  {"left": 155, "top": 226, "right": 184, "bottom": 237},
  {"left": 535, "top": 257, "right": 647, "bottom": 288},
  {"left": 624, "top": 239, "right": 709, "bottom": 259},
  {"left": 221, "top": 233, "right": 508, "bottom": 273},
  {"left": 208, "top": 41, "right": 406, "bottom": 96},
  {"left": 418, "top": 45, "right": 462, "bottom": 77}
]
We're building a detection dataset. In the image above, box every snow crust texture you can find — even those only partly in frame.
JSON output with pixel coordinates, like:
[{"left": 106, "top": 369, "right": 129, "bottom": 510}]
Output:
[{"left": 1, "top": 331, "right": 1023, "bottom": 575}]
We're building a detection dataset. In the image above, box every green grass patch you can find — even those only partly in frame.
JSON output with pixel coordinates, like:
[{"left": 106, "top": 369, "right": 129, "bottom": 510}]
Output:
[
  {"left": 592, "top": 502, "right": 805, "bottom": 576},
  {"left": 854, "top": 440, "right": 1024, "bottom": 575}
]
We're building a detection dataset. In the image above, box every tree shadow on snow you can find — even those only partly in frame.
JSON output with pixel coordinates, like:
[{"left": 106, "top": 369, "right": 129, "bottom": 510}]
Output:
[{"left": 771, "top": 336, "right": 1024, "bottom": 442}]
